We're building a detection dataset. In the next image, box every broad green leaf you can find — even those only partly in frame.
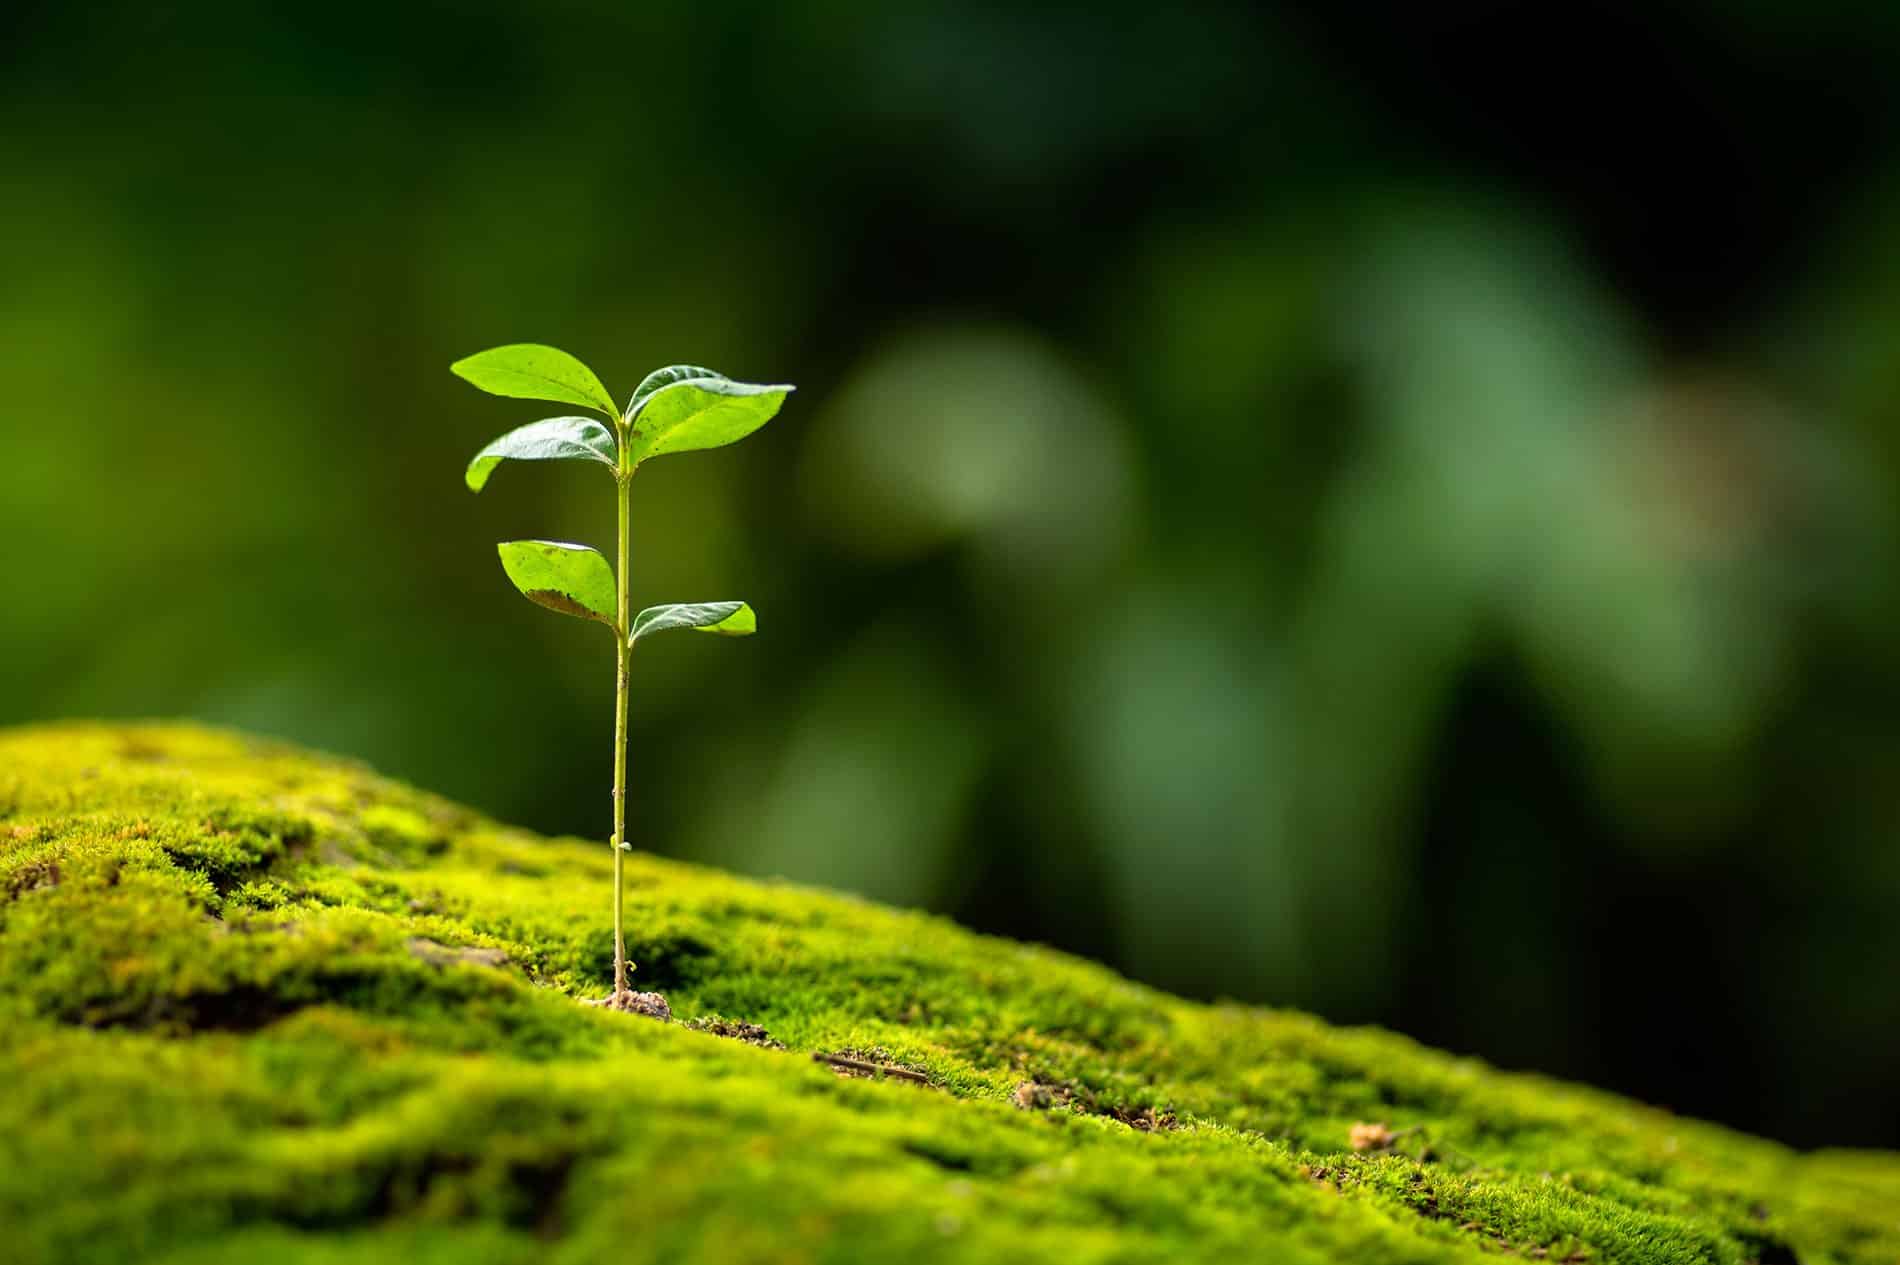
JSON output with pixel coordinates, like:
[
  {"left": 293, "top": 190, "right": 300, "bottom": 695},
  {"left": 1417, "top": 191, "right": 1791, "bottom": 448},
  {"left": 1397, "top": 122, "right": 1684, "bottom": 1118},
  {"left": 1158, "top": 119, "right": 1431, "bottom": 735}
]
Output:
[
  {"left": 496, "top": 540, "right": 618, "bottom": 625},
  {"left": 465, "top": 417, "right": 617, "bottom": 492},
  {"left": 626, "top": 364, "right": 723, "bottom": 417},
  {"left": 625, "top": 377, "right": 794, "bottom": 467},
  {"left": 451, "top": 344, "right": 618, "bottom": 417},
  {"left": 629, "top": 601, "right": 756, "bottom": 645}
]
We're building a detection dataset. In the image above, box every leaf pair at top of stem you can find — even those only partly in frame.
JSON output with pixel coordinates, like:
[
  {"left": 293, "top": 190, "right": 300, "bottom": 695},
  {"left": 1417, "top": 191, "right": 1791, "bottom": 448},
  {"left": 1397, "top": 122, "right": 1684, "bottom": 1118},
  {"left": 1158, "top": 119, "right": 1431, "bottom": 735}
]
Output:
[{"left": 453, "top": 343, "right": 792, "bottom": 643}]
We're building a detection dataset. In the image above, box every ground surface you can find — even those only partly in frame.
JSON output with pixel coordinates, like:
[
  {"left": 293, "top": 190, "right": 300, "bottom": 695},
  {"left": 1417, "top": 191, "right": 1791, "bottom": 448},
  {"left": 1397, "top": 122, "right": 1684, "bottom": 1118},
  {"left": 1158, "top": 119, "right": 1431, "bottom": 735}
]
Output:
[{"left": 1, "top": 722, "right": 1895, "bottom": 1265}]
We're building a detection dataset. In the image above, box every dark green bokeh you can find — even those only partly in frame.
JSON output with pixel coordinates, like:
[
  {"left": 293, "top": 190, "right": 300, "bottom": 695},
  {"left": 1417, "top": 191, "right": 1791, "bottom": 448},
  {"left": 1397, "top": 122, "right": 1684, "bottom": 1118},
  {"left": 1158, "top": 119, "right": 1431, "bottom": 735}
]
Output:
[{"left": 5, "top": 1, "right": 1899, "bottom": 1146}]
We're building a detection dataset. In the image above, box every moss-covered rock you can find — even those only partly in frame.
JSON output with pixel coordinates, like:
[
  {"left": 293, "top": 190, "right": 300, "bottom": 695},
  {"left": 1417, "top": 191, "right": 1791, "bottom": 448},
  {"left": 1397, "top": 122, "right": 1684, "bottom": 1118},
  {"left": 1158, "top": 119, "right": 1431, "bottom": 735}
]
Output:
[{"left": 1, "top": 721, "right": 1893, "bottom": 1265}]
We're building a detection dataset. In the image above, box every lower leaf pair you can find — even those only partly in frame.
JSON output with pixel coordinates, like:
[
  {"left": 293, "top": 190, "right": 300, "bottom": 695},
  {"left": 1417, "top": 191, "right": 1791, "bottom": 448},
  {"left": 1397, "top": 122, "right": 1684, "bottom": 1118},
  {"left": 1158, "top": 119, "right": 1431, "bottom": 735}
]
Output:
[{"left": 495, "top": 540, "right": 754, "bottom": 644}]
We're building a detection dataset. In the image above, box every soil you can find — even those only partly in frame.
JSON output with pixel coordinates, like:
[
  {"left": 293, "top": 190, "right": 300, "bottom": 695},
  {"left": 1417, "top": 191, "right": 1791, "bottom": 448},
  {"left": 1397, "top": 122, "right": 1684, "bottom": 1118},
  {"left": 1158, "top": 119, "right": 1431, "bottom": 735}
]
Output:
[
  {"left": 685, "top": 1016, "right": 785, "bottom": 1048},
  {"left": 1012, "top": 1079, "right": 1178, "bottom": 1131},
  {"left": 583, "top": 989, "right": 672, "bottom": 1020}
]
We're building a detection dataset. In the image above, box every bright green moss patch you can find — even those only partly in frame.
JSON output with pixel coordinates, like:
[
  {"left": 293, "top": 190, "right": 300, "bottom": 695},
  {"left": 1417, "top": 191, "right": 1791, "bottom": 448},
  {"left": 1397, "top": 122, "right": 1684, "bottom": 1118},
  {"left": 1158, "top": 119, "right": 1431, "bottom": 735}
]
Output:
[{"left": 1, "top": 722, "right": 1895, "bottom": 1265}]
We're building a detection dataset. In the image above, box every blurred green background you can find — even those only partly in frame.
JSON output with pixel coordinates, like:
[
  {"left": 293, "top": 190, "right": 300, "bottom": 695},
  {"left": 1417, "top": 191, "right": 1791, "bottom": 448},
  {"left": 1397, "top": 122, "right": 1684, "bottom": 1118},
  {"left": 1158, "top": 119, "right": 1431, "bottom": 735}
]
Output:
[{"left": 5, "top": 1, "right": 1900, "bottom": 1148}]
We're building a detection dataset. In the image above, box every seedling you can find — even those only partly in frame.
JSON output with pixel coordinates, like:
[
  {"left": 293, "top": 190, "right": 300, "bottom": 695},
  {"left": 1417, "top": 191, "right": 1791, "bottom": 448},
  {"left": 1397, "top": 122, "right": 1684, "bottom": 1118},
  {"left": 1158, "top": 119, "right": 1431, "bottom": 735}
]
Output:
[{"left": 454, "top": 344, "right": 792, "bottom": 1012}]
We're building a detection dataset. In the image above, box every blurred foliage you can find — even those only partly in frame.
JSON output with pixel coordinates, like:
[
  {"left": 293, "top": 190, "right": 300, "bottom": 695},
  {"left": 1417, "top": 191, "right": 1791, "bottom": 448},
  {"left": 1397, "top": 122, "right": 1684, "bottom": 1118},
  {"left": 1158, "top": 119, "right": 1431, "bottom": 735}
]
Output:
[{"left": 3, "top": 0, "right": 1900, "bottom": 1147}]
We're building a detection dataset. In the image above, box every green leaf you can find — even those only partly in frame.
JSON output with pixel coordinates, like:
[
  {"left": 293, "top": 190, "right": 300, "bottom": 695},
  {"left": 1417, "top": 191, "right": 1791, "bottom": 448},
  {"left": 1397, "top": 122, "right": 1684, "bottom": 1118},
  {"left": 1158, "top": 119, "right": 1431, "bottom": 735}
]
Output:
[
  {"left": 625, "top": 375, "right": 794, "bottom": 467},
  {"left": 451, "top": 344, "right": 618, "bottom": 417},
  {"left": 465, "top": 417, "right": 617, "bottom": 492},
  {"left": 629, "top": 601, "right": 756, "bottom": 645},
  {"left": 496, "top": 540, "right": 618, "bottom": 626},
  {"left": 626, "top": 364, "right": 723, "bottom": 417}
]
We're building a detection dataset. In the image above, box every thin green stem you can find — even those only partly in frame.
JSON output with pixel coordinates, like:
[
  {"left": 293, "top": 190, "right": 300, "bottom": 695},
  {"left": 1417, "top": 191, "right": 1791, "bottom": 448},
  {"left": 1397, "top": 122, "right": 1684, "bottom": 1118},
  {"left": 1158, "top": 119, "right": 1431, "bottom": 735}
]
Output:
[{"left": 611, "top": 446, "right": 632, "bottom": 996}]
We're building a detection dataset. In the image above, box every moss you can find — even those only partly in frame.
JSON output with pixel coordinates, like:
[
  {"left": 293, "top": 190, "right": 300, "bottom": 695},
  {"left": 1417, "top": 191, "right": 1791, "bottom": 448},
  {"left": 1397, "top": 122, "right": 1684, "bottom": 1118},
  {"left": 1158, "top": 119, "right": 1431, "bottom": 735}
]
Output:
[{"left": 0, "top": 721, "right": 1894, "bottom": 1265}]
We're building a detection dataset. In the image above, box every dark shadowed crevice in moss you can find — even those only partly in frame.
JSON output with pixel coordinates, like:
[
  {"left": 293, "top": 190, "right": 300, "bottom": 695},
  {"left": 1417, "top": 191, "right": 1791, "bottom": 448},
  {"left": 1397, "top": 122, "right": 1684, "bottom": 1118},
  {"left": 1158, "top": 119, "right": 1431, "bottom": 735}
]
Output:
[{"left": 1, "top": 721, "right": 1895, "bottom": 1265}]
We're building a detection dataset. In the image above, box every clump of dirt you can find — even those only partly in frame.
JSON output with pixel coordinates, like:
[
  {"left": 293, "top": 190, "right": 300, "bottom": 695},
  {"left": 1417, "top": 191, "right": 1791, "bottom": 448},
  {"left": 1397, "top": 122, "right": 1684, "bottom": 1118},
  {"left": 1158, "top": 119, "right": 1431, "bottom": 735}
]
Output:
[
  {"left": 6, "top": 856, "right": 59, "bottom": 898},
  {"left": 686, "top": 1016, "right": 784, "bottom": 1049},
  {"left": 1012, "top": 1079, "right": 1177, "bottom": 1131},
  {"left": 1013, "top": 1080, "right": 1074, "bottom": 1110},
  {"left": 1342, "top": 1121, "right": 1469, "bottom": 1167},
  {"left": 1107, "top": 1103, "right": 1175, "bottom": 1131},
  {"left": 583, "top": 990, "right": 671, "bottom": 1020},
  {"left": 1350, "top": 1121, "right": 1397, "bottom": 1152}
]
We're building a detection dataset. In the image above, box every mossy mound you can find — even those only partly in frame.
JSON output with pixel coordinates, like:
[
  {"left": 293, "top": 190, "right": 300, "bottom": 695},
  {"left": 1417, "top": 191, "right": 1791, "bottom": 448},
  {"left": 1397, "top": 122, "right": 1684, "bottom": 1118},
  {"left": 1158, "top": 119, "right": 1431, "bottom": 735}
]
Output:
[{"left": 1, "top": 722, "right": 1894, "bottom": 1265}]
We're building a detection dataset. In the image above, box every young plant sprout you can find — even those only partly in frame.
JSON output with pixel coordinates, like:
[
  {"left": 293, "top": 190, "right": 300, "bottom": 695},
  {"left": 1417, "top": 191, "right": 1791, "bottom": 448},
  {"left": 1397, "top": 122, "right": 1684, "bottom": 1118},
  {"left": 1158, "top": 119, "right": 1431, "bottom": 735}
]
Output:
[{"left": 454, "top": 344, "right": 792, "bottom": 1014}]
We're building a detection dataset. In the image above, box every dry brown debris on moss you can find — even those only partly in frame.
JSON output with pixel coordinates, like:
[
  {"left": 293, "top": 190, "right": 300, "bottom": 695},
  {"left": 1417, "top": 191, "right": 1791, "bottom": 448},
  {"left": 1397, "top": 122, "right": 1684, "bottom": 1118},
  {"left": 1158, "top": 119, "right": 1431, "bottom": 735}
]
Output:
[
  {"left": 1351, "top": 1121, "right": 1397, "bottom": 1151},
  {"left": 581, "top": 989, "right": 672, "bottom": 1020},
  {"left": 686, "top": 1016, "right": 786, "bottom": 1049},
  {"left": 816, "top": 1049, "right": 932, "bottom": 1084},
  {"left": 1012, "top": 1079, "right": 1178, "bottom": 1131}
]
